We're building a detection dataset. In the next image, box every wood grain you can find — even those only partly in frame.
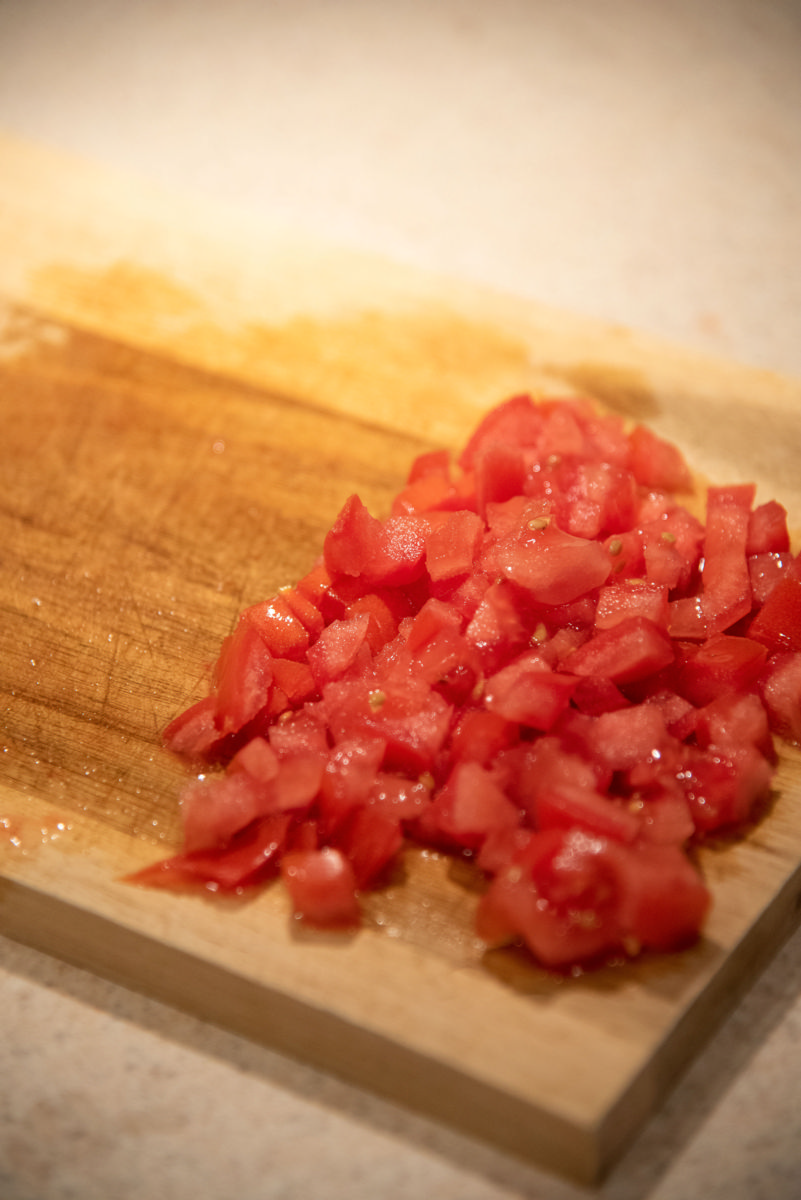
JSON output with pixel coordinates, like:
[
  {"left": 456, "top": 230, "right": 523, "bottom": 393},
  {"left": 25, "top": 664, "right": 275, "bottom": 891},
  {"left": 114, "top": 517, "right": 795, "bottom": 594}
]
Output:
[{"left": 1, "top": 133, "right": 800, "bottom": 1184}]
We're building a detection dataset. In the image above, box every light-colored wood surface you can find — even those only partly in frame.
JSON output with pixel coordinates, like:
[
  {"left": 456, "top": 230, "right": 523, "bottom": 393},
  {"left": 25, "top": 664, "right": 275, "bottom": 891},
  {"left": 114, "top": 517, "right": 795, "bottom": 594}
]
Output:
[{"left": 1, "top": 133, "right": 800, "bottom": 1184}]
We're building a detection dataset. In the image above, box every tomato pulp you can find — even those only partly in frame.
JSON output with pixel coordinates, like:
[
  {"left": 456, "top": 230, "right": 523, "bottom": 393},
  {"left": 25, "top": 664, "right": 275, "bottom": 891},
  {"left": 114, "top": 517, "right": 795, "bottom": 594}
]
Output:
[{"left": 133, "top": 395, "right": 800, "bottom": 971}]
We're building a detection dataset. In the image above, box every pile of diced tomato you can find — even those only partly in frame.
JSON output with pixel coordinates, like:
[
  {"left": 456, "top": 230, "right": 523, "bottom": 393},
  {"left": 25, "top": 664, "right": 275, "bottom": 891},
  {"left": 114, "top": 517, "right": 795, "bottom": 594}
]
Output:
[{"left": 131, "top": 395, "right": 801, "bottom": 969}]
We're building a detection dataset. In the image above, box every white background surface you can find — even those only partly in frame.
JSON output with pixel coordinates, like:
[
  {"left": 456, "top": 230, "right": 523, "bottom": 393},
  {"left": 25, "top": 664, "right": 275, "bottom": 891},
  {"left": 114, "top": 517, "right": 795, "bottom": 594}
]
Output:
[{"left": 1, "top": 2, "right": 800, "bottom": 1198}]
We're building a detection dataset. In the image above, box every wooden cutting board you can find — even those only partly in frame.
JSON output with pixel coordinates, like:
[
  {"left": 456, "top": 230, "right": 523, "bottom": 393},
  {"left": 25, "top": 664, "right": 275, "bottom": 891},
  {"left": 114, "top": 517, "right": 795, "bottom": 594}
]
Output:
[{"left": 1, "top": 132, "right": 800, "bottom": 1185}]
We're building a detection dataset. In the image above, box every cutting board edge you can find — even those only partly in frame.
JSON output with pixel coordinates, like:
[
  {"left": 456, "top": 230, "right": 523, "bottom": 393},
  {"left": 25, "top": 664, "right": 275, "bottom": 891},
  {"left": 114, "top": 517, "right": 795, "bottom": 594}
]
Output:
[
  {"left": 0, "top": 868, "right": 607, "bottom": 1186},
  {"left": 595, "top": 859, "right": 801, "bottom": 1178},
  {"left": 3, "top": 835, "right": 801, "bottom": 1187}
]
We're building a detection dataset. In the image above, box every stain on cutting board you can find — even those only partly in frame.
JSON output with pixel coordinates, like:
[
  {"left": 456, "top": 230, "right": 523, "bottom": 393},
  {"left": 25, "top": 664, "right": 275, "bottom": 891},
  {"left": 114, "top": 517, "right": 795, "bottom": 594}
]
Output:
[{"left": 30, "top": 261, "right": 551, "bottom": 447}]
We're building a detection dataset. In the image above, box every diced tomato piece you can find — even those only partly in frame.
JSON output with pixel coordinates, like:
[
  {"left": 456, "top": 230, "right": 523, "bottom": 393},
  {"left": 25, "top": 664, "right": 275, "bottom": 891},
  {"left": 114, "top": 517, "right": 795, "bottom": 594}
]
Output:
[
  {"left": 475, "top": 829, "right": 623, "bottom": 965},
  {"left": 636, "top": 795, "right": 695, "bottom": 846},
  {"left": 373, "top": 515, "right": 430, "bottom": 586},
  {"left": 675, "top": 634, "right": 768, "bottom": 706},
  {"left": 213, "top": 619, "right": 274, "bottom": 735},
  {"left": 269, "top": 657, "right": 317, "bottom": 705},
  {"left": 566, "top": 617, "right": 675, "bottom": 685},
  {"left": 642, "top": 528, "right": 686, "bottom": 591},
  {"left": 677, "top": 744, "right": 772, "bottom": 832},
  {"left": 405, "top": 596, "right": 464, "bottom": 651},
  {"left": 286, "top": 818, "right": 321, "bottom": 853},
  {"left": 604, "top": 529, "right": 646, "bottom": 580},
  {"left": 485, "top": 520, "right": 612, "bottom": 606},
  {"left": 464, "top": 580, "right": 529, "bottom": 673},
  {"left": 577, "top": 703, "right": 671, "bottom": 772},
  {"left": 306, "top": 613, "right": 372, "bottom": 687},
  {"left": 564, "top": 461, "right": 638, "bottom": 540},
  {"left": 323, "top": 677, "right": 453, "bottom": 774},
  {"left": 267, "top": 708, "right": 329, "bottom": 757},
  {"left": 748, "top": 577, "right": 801, "bottom": 654},
  {"left": 410, "top": 628, "right": 482, "bottom": 706},
  {"left": 694, "top": 692, "right": 773, "bottom": 758},
  {"left": 229, "top": 735, "right": 280, "bottom": 782},
  {"left": 749, "top": 553, "right": 791, "bottom": 606},
  {"left": 747, "top": 500, "right": 790, "bottom": 555},
  {"left": 534, "top": 784, "right": 641, "bottom": 843},
  {"left": 431, "top": 761, "right": 521, "bottom": 851},
  {"left": 324, "top": 494, "right": 429, "bottom": 587},
  {"left": 449, "top": 708, "right": 518, "bottom": 766},
  {"left": 595, "top": 582, "right": 669, "bottom": 631},
  {"left": 612, "top": 842, "right": 710, "bottom": 951},
  {"left": 295, "top": 559, "right": 331, "bottom": 606},
  {"left": 760, "top": 651, "right": 801, "bottom": 743},
  {"left": 475, "top": 825, "right": 533, "bottom": 875},
  {"left": 537, "top": 402, "right": 587, "bottom": 459},
  {"left": 366, "top": 772, "right": 433, "bottom": 821},
  {"left": 163, "top": 696, "right": 235, "bottom": 764},
  {"left": 667, "top": 595, "right": 707, "bottom": 641},
  {"left": 323, "top": 493, "right": 381, "bottom": 578},
  {"left": 474, "top": 440, "right": 528, "bottom": 516},
  {"left": 458, "top": 393, "right": 544, "bottom": 469},
  {"left": 280, "top": 587, "right": 326, "bottom": 639},
  {"left": 280, "top": 847, "right": 361, "bottom": 926},
  {"left": 425, "top": 509, "right": 485, "bottom": 581},
  {"left": 484, "top": 652, "right": 577, "bottom": 730},
  {"left": 127, "top": 813, "right": 291, "bottom": 893},
  {"left": 344, "top": 592, "right": 400, "bottom": 654},
  {"left": 628, "top": 424, "right": 694, "bottom": 492},
  {"left": 700, "top": 484, "right": 754, "bottom": 634},
  {"left": 242, "top": 594, "right": 311, "bottom": 660},
  {"left": 336, "top": 807, "right": 403, "bottom": 887},
  {"left": 271, "top": 752, "right": 326, "bottom": 812},
  {"left": 570, "top": 675, "right": 631, "bottom": 715},
  {"left": 179, "top": 772, "right": 264, "bottom": 853},
  {"left": 407, "top": 447, "right": 451, "bottom": 484},
  {"left": 318, "top": 736, "right": 386, "bottom": 833},
  {"left": 392, "top": 472, "right": 454, "bottom": 516}
]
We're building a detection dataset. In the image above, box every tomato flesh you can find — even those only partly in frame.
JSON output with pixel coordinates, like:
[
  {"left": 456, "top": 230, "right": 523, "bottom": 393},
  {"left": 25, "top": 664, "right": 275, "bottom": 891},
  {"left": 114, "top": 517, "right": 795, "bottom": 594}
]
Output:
[{"left": 138, "top": 395, "right": 797, "bottom": 971}]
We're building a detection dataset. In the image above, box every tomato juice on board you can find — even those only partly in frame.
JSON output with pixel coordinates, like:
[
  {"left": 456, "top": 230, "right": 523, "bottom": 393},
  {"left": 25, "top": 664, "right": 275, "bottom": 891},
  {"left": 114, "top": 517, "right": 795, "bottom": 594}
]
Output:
[{"left": 129, "top": 395, "right": 801, "bottom": 971}]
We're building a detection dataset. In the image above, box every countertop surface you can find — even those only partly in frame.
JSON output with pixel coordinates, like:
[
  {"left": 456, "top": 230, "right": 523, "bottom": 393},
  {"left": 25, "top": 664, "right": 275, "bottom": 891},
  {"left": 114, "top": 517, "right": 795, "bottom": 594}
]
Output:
[{"left": 1, "top": 2, "right": 800, "bottom": 1198}]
